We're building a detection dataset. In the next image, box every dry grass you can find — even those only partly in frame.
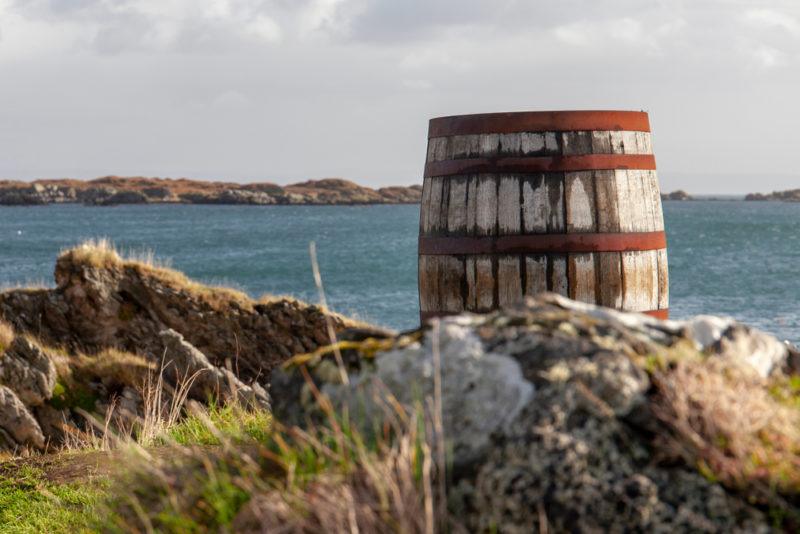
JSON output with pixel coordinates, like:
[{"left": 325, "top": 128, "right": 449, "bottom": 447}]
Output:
[
  {"left": 57, "top": 353, "right": 205, "bottom": 454},
  {"left": 136, "top": 361, "right": 202, "bottom": 448},
  {"left": 73, "top": 349, "right": 156, "bottom": 389},
  {"left": 60, "top": 238, "right": 125, "bottom": 269},
  {"left": 59, "top": 238, "right": 255, "bottom": 311},
  {"left": 100, "top": 405, "right": 440, "bottom": 533},
  {"left": 0, "top": 280, "right": 49, "bottom": 293},
  {"left": 233, "top": 427, "right": 432, "bottom": 533},
  {"left": 652, "top": 356, "right": 800, "bottom": 509},
  {"left": 0, "top": 320, "right": 14, "bottom": 354}
]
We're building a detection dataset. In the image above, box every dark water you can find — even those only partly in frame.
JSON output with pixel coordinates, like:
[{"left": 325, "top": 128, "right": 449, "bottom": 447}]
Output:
[{"left": 1, "top": 201, "right": 798, "bottom": 341}]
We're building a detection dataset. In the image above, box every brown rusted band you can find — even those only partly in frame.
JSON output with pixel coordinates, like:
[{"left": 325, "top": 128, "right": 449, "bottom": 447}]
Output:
[
  {"left": 420, "top": 308, "right": 669, "bottom": 323},
  {"left": 429, "top": 110, "right": 650, "bottom": 137},
  {"left": 424, "top": 154, "right": 656, "bottom": 178},
  {"left": 418, "top": 232, "right": 666, "bottom": 255}
]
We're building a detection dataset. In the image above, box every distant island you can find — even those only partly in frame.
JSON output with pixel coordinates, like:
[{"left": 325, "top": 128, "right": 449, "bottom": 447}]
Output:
[
  {"left": 0, "top": 176, "right": 422, "bottom": 206},
  {"left": 744, "top": 190, "right": 800, "bottom": 202},
  {"left": 660, "top": 190, "right": 693, "bottom": 201}
]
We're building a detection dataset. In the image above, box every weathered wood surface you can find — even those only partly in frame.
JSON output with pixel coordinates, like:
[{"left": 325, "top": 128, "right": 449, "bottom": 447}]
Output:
[
  {"left": 420, "top": 122, "right": 667, "bottom": 317},
  {"left": 426, "top": 130, "right": 654, "bottom": 162}
]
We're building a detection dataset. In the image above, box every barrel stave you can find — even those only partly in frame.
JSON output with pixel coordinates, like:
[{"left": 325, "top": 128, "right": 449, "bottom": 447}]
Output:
[{"left": 565, "top": 172, "right": 596, "bottom": 233}]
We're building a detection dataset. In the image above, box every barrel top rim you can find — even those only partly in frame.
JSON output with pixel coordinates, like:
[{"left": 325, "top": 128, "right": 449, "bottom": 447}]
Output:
[{"left": 428, "top": 110, "right": 651, "bottom": 137}]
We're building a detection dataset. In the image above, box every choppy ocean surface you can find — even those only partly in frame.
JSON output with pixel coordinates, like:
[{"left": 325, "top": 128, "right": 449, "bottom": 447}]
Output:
[{"left": 1, "top": 201, "right": 799, "bottom": 342}]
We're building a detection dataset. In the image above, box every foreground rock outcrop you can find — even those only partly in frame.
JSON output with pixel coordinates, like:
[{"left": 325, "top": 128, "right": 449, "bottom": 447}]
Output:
[
  {"left": 1, "top": 244, "right": 798, "bottom": 531},
  {"left": 0, "top": 241, "right": 369, "bottom": 454},
  {"left": 275, "top": 294, "right": 799, "bottom": 532},
  {"left": 0, "top": 177, "right": 422, "bottom": 206}
]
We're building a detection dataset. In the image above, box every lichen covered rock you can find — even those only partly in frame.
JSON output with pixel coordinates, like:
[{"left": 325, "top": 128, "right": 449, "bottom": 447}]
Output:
[
  {"left": 281, "top": 294, "right": 795, "bottom": 532},
  {"left": 323, "top": 320, "right": 534, "bottom": 467}
]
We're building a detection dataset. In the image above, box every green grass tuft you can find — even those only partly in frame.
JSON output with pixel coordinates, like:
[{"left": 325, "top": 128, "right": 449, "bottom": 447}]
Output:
[
  {"left": 0, "top": 466, "right": 104, "bottom": 534},
  {"left": 165, "top": 403, "right": 272, "bottom": 446}
]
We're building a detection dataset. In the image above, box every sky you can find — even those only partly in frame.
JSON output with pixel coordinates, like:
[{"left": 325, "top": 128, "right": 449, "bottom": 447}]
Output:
[{"left": 0, "top": 0, "right": 798, "bottom": 194}]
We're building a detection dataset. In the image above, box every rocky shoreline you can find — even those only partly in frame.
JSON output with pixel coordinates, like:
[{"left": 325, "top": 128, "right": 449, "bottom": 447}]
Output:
[
  {"left": 0, "top": 176, "right": 422, "bottom": 206},
  {"left": 745, "top": 189, "right": 800, "bottom": 202},
  {"left": 661, "top": 189, "right": 693, "bottom": 201}
]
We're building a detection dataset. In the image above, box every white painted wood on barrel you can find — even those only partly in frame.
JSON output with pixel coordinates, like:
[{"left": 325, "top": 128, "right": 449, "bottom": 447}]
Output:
[
  {"left": 419, "top": 178, "right": 431, "bottom": 232},
  {"left": 569, "top": 253, "right": 596, "bottom": 303},
  {"left": 625, "top": 170, "right": 648, "bottom": 232},
  {"left": 648, "top": 171, "right": 665, "bottom": 231},
  {"left": 594, "top": 170, "right": 620, "bottom": 233},
  {"left": 609, "top": 131, "right": 625, "bottom": 154},
  {"left": 621, "top": 131, "right": 640, "bottom": 154},
  {"left": 423, "top": 178, "right": 444, "bottom": 233},
  {"left": 621, "top": 251, "right": 645, "bottom": 311},
  {"left": 499, "top": 133, "right": 521, "bottom": 156},
  {"left": 640, "top": 170, "right": 663, "bottom": 232},
  {"left": 498, "top": 176, "right": 521, "bottom": 234},
  {"left": 657, "top": 248, "right": 669, "bottom": 310},
  {"left": 498, "top": 256, "right": 523, "bottom": 307},
  {"left": 466, "top": 175, "right": 478, "bottom": 235},
  {"left": 525, "top": 255, "right": 547, "bottom": 296},
  {"left": 522, "top": 175, "right": 546, "bottom": 233},
  {"left": 591, "top": 131, "right": 612, "bottom": 154},
  {"left": 646, "top": 250, "right": 659, "bottom": 310},
  {"left": 475, "top": 176, "right": 498, "bottom": 236},
  {"left": 635, "top": 132, "right": 652, "bottom": 155},
  {"left": 429, "top": 131, "right": 649, "bottom": 160},
  {"left": 544, "top": 132, "right": 559, "bottom": 154},
  {"left": 520, "top": 132, "right": 545, "bottom": 155},
  {"left": 479, "top": 134, "right": 500, "bottom": 157},
  {"left": 622, "top": 251, "right": 659, "bottom": 311},
  {"left": 550, "top": 255, "right": 568, "bottom": 297},
  {"left": 447, "top": 177, "right": 468, "bottom": 233},
  {"left": 546, "top": 175, "right": 566, "bottom": 232},
  {"left": 565, "top": 172, "right": 596, "bottom": 233},
  {"left": 448, "top": 135, "right": 470, "bottom": 159},
  {"left": 614, "top": 170, "right": 634, "bottom": 233},
  {"left": 432, "top": 137, "right": 448, "bottom": 162}
]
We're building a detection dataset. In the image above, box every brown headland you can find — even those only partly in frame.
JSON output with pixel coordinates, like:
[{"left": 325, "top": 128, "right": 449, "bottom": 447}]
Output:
[{"left": 0, "top": 176, "right": 422, "bottom": 206}]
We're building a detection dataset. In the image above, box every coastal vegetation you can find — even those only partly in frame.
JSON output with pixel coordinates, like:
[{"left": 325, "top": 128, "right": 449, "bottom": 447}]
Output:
[{"left": 0, "top": 242, "right": 798, "bottom": 531}]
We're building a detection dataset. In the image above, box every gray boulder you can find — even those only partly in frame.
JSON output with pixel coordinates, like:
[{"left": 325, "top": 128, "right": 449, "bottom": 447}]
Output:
[
  {"left": 0, "top": 386, "right": 45, "bottom": 450},
  {"left": 0, "top": 336, "right": 57, "bottom": 407},
  {"left": 323, "top": 320, "right": 534, "bottom": 467},
  {"left": 159, "top": 329, "right": 270, "bottom": 409}
]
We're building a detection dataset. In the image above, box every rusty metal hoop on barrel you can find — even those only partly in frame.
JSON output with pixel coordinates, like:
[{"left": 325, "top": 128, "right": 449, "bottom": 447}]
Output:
[{"left": 418, "top": 110, "right": 668, "bottom": 323}]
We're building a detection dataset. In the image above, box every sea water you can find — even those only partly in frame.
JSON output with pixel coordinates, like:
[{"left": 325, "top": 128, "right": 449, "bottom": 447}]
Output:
[{"left": 1, "top": 201, "right": 799, "bottom": 342}]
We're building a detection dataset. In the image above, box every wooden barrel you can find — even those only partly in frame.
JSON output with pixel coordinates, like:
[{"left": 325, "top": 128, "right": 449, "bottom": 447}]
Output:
[{"left": 418, "top": 110, "right": 668, "bottom": 321}]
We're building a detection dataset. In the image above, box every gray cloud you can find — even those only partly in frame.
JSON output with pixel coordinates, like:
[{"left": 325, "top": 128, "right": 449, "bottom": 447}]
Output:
[{"left": 0, "top": 0, "right": 799, "bottom": 193}]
